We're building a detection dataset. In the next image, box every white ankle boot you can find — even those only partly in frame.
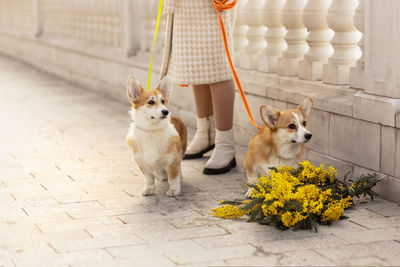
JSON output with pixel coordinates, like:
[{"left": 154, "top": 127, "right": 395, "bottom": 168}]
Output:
[
  {"left": 184, "top": 116, "right": 215, "bottom": 159},
  {"left": 203, "top": 129, "right": 236, "bottom": 175}
]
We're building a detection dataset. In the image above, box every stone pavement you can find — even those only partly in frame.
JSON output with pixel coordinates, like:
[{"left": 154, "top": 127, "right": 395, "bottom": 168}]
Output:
[{"left": 0, "top": 53, "right": 400, "bottom": 267}]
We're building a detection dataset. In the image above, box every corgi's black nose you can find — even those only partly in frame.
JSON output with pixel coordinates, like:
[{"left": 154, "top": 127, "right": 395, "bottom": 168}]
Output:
[
  {"left": 162, "top": 109, "right": 169, "bottom": 116},
  {"left": 305, "top": 133, "right": 312, "bottom": 140}
]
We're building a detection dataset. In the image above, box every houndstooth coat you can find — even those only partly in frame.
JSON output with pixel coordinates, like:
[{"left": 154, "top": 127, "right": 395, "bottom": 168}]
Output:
[{"left": 160, "top": 0, "right": 236, "bottom": 85}]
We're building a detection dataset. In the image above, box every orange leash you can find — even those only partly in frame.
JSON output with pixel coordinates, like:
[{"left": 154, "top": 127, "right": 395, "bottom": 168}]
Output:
[{"left": 213, "top": 0, "right": 262, "bottom": 129}]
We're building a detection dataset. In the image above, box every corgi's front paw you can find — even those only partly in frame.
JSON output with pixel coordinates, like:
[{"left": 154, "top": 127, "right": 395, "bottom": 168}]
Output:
[
  {"left": 142, "top": 187, "right": 155, "bottom": 196},
  {"left": 167, "top": 175, "right": 181, "bottom": 197},
  {"left": 166, "top": 187, "right": 180, "bottom": 197}
]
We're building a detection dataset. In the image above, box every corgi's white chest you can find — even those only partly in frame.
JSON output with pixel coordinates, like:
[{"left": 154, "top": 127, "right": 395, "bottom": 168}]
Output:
[
  {"left": 276, "top": 144, "right": 303, "bottom": 160},
  {"left": 268, "top": 154, "right": 298, "bottom": 168},
  {"left": 136, "top": 134, "right": 168, "bottom": 164},
  {"left": 253, "top": 155, "right": 297, "bottom": 177},
  {"left": 127, "top": 122, "right": 177, "bottom": 166}
]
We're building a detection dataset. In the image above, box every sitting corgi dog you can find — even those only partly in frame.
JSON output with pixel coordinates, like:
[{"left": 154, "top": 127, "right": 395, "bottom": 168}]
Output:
[
  {"left": 244, "top": 97, "right": 313, "bottom": 196},
  {"left": 125, "top": 75, "right": 187, "bottom": 197}
]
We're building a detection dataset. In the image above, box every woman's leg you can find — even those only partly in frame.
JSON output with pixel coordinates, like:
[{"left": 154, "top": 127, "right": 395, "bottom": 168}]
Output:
[
  {"left": 203, "top": 79, "right": 236, "bottom": 174},
  {"left": 192, "top": 84, "right": 213, "bottom": 118},
  {"left": 184, "top": 84, "right": 215, "bottom": 159},
  {"left": 209, "top": 79, "right": 235, "bottom": 131}
]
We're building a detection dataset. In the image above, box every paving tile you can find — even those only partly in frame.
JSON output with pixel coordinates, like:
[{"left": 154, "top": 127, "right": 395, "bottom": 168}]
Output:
[
  {"left": 364, "top": 200, "right": 400, "bottom": 217},
  {"left": 66, "top": 203, "right": 149, "bottom": 219},
  {"left": 165, "top": 245, "right": 257, "bottom": 265},
  {"left": 72, "top": 256, "right": 176, "bottom": 267},
  {"left": 0, "top": 222, "right": 41, "bottom": 238},
  {"left": 225, "top": 249, "right": 336, "bottom": 266},
  {"left": 216, "top": 218, "right": 277, "bottom": 234},
  {"left": 36, "top": 216, "right": 123, "bottom": 233},
  {"left": 0, "top": 230, "right": 91, "bottom": 256},
  {"left": 12, "top": 249, "right": 113, "bottom": 267},
  {"left": 350, "top": 215, "right": 400, "bottom": 229},
  {"left": 334, "top": 227, "right": 400, "bottom": 243},
  {"left": 107, "top": 240, "right": 203, "bottom": 259},
  {"left": 314, "top": 240, "right": 400, "bottom": 266},
  {"left": 256, "top": 234, "right": 349, "bottom": 254},
  {"left": 316, "top": 219, "right": 369, "bottom": 235},
  {"left": 136, "top": 225, "right": 228, "bottom": 243},
  {"left": 167, "top": 215, "right": 220, "bottom": 228},
  {"left": 343, "top": 205, "right": 385, "bottom": 221},
  {"left": 86, "top": 219, "right": 176, "bottom": 237},
  {"left": 118, "top": 209, "right": 201, "bottom": 224},
  {"left": 340, "top": 256, "right": 390, "bottom": 266},
  {"left": 0, "top": 258, "right": 14, "bottom": 267},
  {"left": 194, "top": 229, "right": 318, "bottom": 249},
  {"left": 181, "top": 261, "right": 228, "bottom": 267},
  {"left": 50, "top": 232, "right": 144, "bottom": 252}
]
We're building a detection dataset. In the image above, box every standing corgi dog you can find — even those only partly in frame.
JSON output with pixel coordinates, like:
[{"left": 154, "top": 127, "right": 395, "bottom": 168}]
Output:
[
  {"left": 125, "top": 75, "right": 187, "bottom": 197},
  {"left": 244, "top": 97, "right": 313, "bottom": 195}
]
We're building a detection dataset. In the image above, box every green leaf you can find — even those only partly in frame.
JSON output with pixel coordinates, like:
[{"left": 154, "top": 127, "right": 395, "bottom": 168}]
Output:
[
  {"left": 247, "top": 205, "right": 263, "bottom": 222},
  {"left": 241, "top": 198, "right": 262, "bottom": 211},
  {"left": 220, "top": 200, "right": 244, "bottom": 206}
]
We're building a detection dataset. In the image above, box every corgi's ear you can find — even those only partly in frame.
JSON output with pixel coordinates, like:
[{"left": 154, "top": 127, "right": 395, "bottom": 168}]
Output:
[
  {"left": 158, "top": 76, "right": 172, "bottom": 100},
  {"left": 127, "top": 75, "right": 144, "bottom": 103},
  {"left": 297, "top": 97, "right": 313, "bottom": 120},
  {"left": 260, "top": 104, "right": 280, "bottom": 129}
]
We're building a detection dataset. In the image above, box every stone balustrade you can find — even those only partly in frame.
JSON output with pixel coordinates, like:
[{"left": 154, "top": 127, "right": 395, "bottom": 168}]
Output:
[
  {"left": 239, "top": 0, "right": 266, "bottom": 69},
  {"left": 298, "top": 0, "right": 333, "bottom": 81},
  {"left": 40, "top": 0, "right": 122, "bottom": 46},
  {"left": 232, "top": 0, "right": 361, "bottom": 85},
  {"left": 0, "top": 0, "right": 362, "bottom": 84},
  {"left": 258, "top": 0, "right": 286, "bottom": 73},
  {"left": 0, "top": 0, "right": 34, "bottom": 34}
]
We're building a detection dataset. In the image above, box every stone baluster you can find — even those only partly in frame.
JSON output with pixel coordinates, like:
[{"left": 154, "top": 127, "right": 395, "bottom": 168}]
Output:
[
  {"left": 139, "top": 0, "right": 156, "bottom": 52},
  {"left": 121, "top": 0, "right": 135, "bottom": 53},
  {"left": 105, "top": 1, "right": 113, "bottom": 45},
  {"left": 233, "top": 0, "right": 248, "bottom": 66},
  {"left": 350, "top": 0, "right": 365, "bottom": 89},
  {"left": 82, "top": 0, "right": 89, "bottom": 41},
  {"left": 322, "top": 0, "right": 361, "bottom": 85},
  {"left": 149, "top": 0, "right": 159, "bottom": 52},
  {"left": 86, "top": 1, "right": 94, "bottom": 42},
  {"left": 32, "top": 0, "right": 42, "bottom": 37},
  {"left": 239, "top": 0, "right": 266, "bottom": 70},
  {"left": 109, "top": 0, "right": 120, "bottom": 46},
  {"left": 138, "top": 0, "right": 147, "bottom": 52},
  {"left": 98, "top": 0, "right": 107, "bottom": 44},
  {"left": 299, "top": 0, "right": 333, "bottom": 81},
  {"left": 155, "top": 14, "right": 166, "bottom": 54},
  {"left": 278, "top": 0, "right": 308, "bottom": 77},
  {"left": 258, "top": 0, "right": 286, "bottom": 73},
  {"left": 76, "top": 0, "right": 85, "bottom": 41},
  {"left": 93, "top": 0, "right": 100, "bottom": 42}
]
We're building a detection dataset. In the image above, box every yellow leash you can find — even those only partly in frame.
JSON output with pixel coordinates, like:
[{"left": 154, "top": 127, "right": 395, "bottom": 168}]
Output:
[{"left": 147, "top": 0, "right": 164, "bottom": 90}]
